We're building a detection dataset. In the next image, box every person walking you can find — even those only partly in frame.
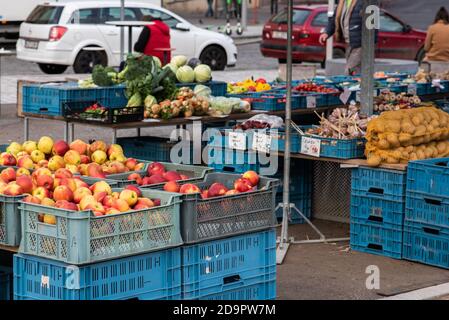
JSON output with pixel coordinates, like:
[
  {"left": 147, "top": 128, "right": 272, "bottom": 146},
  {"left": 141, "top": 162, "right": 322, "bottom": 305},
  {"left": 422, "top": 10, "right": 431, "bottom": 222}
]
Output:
[
  {"left": 424, "top": 7, "right": 449, "bottom": 62},
  {"left": 319, "top": 0, "right": 377, "bottom": 75},
  {"left": 206, "top": 0, "right": 214, "bottom": 17},
  {"left": 134, "top": 15, "right": 171, "bottom": 64},
  {"left": 270, "top": 0, "right": 278, "bottom": 15}
]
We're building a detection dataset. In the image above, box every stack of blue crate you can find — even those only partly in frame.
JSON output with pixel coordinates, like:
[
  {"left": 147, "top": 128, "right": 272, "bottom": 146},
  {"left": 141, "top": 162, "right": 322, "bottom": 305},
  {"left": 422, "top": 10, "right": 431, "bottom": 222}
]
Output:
[
  {"left": 350, "top": 167, "right": 407, "bottom": 259},
  {"left": 403, "top": 158, "right": 449, "bottom": 269}
]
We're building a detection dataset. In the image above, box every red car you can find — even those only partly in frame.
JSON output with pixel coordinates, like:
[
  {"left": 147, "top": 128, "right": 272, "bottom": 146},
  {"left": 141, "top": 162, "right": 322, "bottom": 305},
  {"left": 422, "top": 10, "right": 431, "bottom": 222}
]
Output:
[{"left": 260, "top": 5, "right": 427, "bottom": 66}]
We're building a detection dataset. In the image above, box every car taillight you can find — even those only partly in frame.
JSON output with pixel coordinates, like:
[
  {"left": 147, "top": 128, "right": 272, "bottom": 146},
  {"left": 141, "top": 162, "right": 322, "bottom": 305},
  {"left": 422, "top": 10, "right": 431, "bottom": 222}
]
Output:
[
  {"left": 264, "top": 32, "right": 271, "bottom": 39},
  {"left": 49, "top": 26, "right": 67, "bottom": 41}
]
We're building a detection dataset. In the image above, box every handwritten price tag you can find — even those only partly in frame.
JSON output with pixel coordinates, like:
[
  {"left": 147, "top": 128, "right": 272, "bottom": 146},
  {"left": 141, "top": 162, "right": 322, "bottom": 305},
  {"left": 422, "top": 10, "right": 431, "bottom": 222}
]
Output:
[
  {"left": 432, "top": 79, "right": 444, "bottom": 92},
  {"left": 252, "top": 131, "right": 272, "bottom": 153},
  {"left": 300, "top": 136, "right": 321, "bottom": 157},
  {"left": 355, "top": 91, "right": 361, "bottom": 102},
  {"left": 306, "top": 96, "right": 317, "bottom": 108},
  {"left": 228, "top": 131, "right": 247, "bottom": 150},
  {"left": 41, "top": 275, "right": 50, "bottom": 288}
]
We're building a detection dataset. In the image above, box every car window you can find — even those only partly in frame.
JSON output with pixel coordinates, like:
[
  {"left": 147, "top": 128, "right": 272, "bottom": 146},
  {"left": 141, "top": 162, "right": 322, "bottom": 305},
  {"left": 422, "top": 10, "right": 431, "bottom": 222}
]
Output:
[
  {"left": 139, "top": 8, "right": 180, "bottom": 28},
  {"left": 271, "top": 9, "right": 310, "bottom": 25},
  {"left": 311, "top": 12, "right": 328, "bottom": 27},
  {"left": 70, "top": 8, "right": 101, "bottom": 24},
  {"left": 379, "top": 13, "right": 404, "bottom": 32},
  {"left": 101, "top": 7, "right": 140, "bottom": 22},
  {"left": 26, "top": 5, "right": 64, "bottom": 24}
]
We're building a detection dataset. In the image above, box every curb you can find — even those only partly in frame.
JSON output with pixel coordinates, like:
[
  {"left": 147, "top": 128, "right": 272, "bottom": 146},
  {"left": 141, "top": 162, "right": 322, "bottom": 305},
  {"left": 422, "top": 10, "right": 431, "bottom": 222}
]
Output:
[{"left": 379, "top": 282, "right": 449, "bottom": 300}]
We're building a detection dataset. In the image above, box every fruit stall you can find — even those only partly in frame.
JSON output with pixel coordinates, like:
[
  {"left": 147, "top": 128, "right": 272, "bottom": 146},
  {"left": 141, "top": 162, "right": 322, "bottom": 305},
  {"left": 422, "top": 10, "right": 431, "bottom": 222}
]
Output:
[{"left": 2, "top": 49, "right": 449, "bottom": 300}]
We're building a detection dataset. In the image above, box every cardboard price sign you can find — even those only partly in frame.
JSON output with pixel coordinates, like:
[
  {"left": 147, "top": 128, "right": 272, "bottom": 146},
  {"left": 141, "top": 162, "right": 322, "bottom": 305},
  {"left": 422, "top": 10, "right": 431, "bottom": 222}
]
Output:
[
  {"left": 300, "top": 136, "right": 321, "bottom": 157},
  {"left": 407, "top": 84, "right": 417, "bottom": 95},
  {"left": 228, "top": 131, "right": 247, "bottom": 150},
  {"left": 252, "top": 131, "right": 272, "bottom": 153},
  {"left": 306, "top": 96, "right": 317, "bottom": 108}
]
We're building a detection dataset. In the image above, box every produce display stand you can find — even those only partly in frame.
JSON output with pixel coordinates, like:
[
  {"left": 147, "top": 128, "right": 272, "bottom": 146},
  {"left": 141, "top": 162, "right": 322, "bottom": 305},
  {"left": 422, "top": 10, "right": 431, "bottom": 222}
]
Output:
[{"left": 21, "top": 106, "right": 338, "bottom": 143}]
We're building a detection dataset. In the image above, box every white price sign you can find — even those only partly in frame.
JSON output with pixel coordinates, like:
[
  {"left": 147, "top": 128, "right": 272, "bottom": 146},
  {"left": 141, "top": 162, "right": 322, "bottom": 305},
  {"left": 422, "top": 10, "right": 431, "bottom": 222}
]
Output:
[
  {"left": 355, "top": 91, "right": 361, "bottom": 102},
  {"left": 228, "top": 131, "right": 247, "bottom": 150},
  {"left": 252, "top": 131, "right": 272, "bottom": 153},
  {"left": 407, "top": 84, "right": 417, "bottom": 95},
  {"left": 41, "top": 275, "right": 50, "bottom": 288},
  {"left": 300, "top": 136, "right": 321, "bottom": 157},
  {"left": 306, "top": 96, "right": 317, "bottom": 108},
  {"left": 432, "top": 79, "right": 444, "bottom": 92},
  {"left": 339, "top": 88, "right": 351, "bottom": 104}
]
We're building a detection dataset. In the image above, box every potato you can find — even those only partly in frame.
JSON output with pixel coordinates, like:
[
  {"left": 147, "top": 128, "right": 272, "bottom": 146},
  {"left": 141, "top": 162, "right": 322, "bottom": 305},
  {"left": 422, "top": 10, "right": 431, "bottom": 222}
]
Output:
[
  {"left": 411, "top": 115, "right": 422, "bottom": 127},
  {"left": 386, "top": 120, "right": 401, "bottom": 133},
  {"left": 386, "top": 156, "right": 399, "bottom": 164},
  {"left": 416, "top": 150, "right": 426, "bottom": 160},
  {"left": 415, "top": 125, "right": 427, "bottom": 136},
  {"left": 424, "top": 147, "right": 433, "bottom": 158},
  {"left": 386, "top": 133, "right": 400, "bottom": 148},
  {"left": 398, "top": 133, "right": 412, "bottom": 146},
  {"left": 437, "top": 141, "right": 447, "bottom": 154},
  {"left": 409, "top": 152, "right": 418, "bottom": 161},
  {"left": 401, "top": 121, "right": 416, "bottom": 134},
  {"left": 367, "top": 154, "right": 382, "bottom": 167},
  {"left": 377, "top": 139, "right": 390, "bottom": 150},
  {"left": 430, "top": 119, "right": 440, "bottom": 128}
]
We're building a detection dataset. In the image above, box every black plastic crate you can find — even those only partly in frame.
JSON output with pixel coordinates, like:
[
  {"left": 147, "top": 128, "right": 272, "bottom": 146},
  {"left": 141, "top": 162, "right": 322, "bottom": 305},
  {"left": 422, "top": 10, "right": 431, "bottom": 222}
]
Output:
[{"left": 63, "top": 101, "right": 143, "bottom": 124}]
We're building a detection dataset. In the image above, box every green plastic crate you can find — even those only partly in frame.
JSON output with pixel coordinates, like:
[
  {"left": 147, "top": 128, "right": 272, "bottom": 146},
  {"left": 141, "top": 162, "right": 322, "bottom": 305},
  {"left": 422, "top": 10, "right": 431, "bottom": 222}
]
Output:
[{"left": 19, "top": 188, "right": 182, "bottom": 265}]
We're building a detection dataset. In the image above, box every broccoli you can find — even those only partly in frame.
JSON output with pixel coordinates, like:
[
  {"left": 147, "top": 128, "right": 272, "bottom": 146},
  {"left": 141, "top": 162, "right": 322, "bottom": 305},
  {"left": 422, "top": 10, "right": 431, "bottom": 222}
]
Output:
[{"left": 92, "top": 65, "right": 114, "bottom": 87}]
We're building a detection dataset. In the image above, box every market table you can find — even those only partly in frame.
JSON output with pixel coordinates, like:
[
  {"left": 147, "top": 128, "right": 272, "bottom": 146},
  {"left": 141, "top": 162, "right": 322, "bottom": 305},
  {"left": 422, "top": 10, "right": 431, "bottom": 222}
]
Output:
[{"left": 21, "top": 105, "right": 338, "bottom": 143}]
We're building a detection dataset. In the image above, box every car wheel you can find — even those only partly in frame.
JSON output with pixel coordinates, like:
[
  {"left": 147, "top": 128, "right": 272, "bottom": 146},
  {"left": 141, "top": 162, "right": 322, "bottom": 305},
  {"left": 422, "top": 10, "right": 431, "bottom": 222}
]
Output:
[
  {"left": 416, "top": 48, "right": 425, "bottom": 64},
  {"left": 199, "top": 45, "right": 227, "bottom": 71},
  {"left": 38, "top": 63, "right": 68, "bottom": 74},
  {"left": 73, "top": 49, "right": 107, "bottom": 74}
]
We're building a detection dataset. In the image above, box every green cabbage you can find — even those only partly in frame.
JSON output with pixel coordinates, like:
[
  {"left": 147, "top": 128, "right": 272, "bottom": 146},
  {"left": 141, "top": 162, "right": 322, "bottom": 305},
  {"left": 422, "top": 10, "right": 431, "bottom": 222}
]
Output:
[
  {"left": 176, "top": 66, "right": 195, "bottom": 83},
  {"left": 153, "top": 56, "right": 162, "bottom": 69},
  {"left": 144, "top": 95, "right": 157, "bottom": 108},
  {"left": 194, "top": 84, "right": 212, "bottom": 98},
  {"left": 194, "top": 64, "right": 212, "bottom": 83},
  {"left": 171, "top": 55, "right": 187, "bottom": 68},
  {"left": 126, "top": 92, "right": 142, "bottom": 108}
]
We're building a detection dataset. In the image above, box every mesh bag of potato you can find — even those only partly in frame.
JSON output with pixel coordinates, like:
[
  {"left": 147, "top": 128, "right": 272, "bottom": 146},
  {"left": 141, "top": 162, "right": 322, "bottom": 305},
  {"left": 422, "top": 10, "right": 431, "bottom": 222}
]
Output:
[{"left": 365, "top": 107, "right": 449, "bottom": 166}]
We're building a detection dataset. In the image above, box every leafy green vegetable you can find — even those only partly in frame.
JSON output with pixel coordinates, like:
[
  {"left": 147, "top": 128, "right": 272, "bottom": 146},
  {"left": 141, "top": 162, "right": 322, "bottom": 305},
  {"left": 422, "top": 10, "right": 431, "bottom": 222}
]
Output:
[
  {"left": 92, "top": 65, "right": 114, "bottom": 87},
  {"left": 126, "top": 92, "right": 142, "bottom": 108}
]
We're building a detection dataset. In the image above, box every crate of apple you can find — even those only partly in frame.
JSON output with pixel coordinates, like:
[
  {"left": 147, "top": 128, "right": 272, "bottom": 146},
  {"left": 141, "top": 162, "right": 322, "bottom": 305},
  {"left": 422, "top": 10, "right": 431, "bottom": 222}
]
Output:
[
  {"left": 146, "top": 170, "right": 280, "bottom": 244},
  {"left": 14, "top": 169, "right": 182, "bottom": 264},
  {"left": 118, "top": 161, "right": 212, "bottom": 189},
  {"left": 0, "top": 137, "right": 148, "bottom": 178}
]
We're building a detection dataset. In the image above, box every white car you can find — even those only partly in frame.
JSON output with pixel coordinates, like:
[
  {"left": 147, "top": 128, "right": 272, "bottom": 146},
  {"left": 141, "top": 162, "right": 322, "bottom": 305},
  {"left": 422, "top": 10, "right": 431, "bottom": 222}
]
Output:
[{"left": 17, "top": 1, "right": 237, "bottom": 73}]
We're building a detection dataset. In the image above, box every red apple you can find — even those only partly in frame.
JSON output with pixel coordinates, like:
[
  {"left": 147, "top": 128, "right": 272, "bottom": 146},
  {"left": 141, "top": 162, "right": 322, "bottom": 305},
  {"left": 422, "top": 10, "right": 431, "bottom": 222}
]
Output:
[
  {"left": 36, "top": 174, "right": 54, "bottom": 190},
  {"left": 225, "top": 189, "right": 240, "bottom": 196},
  {"left": 54, "top": 168, "right": 73, "bottom": 179},
  {"left": 55, "top": 200, "right": 78, "bottom": 211},
  {"left": 102, "top": 195, "right": 115, "bottom": 208},
  {"left": 3, "top": 182, "right": 24, "bottom": 196},
  {"left": 146, "top": 174, "right": 166, "bottom": 185},
  {"left": 163, "top": 170, "right": 182, "bottom": 182},
  {"left": 153, "top": 198, "right": 161, "bottom": 206},
  {"left": 53, "top": 185, "right": 74, "bottom": 202},
  {"left": 32, "top": 187, "right": 51, "bottom": 200},
  {"left": 52, "top": 140, "right": 70, "bottom": 156},
  {"left": 208, "top": 183, "right": 228, "bottom": 197},
  {"left": 16, "top": 175, "right": 33, "bottom": 194},
  {"left": 147, "top": 162, "right": 166, "bottom": 176},
  {"left": 234, "top": 178, "right": 253, "bottom": 193},
  {"left": 80, "top": 154, "right": 90, "bottom": 164},
  {"left": 0, "top": 167, "right": 16, "bottom": 183},
  {"left": 127, "top": 173, "right": 142, "bottom": 185},
  {"left": 163, "top": 181, "right": 180, "bottom": 193},
  {"left": 242, "top": 170, "right": 259, "bottom": 186},
  {"left": 0, "top": 152, "right": 17, "bottom": 166},
  {"left": 125, "top": 184, "right": 142, "bottom": 197},
  {"left": 23, "top": 194, "right": 41, "bottom": 204},
  {"left": 201, "top": 190, "right": 209, "bottom": 199},
  {"left": 73, "top": 187, "right": 92, "bottom": 204},
  {"left": 124, "top": 158, "right": 138, "bottom": 171},
  {"left": 180, "top": 174, "right": 190, "bottom": 180},
  {"left": 179, "top": 183, "right": 201, "bottom": 194},
  {"left": 136, "top": 197, "right": 155, "bottom": 208}
]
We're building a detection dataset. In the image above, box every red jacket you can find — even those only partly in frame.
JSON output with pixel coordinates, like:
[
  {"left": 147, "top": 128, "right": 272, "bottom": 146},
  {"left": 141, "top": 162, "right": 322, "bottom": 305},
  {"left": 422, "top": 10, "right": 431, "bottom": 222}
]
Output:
[{"left": 143, "top": 20, "right": 171, "bottom": 63}]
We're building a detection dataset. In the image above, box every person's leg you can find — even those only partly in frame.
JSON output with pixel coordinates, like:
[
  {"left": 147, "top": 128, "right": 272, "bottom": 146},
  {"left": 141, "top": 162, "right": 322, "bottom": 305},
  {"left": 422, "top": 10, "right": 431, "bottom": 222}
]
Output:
[
  {"left": 274, "top": 0, "right": 278, "bottom": 14},
  {"left": 270, "top": 0, "right": 274, "bottom": 14},
  {"left": 347, "top": 47, "right": 362, "bottom": 76}
]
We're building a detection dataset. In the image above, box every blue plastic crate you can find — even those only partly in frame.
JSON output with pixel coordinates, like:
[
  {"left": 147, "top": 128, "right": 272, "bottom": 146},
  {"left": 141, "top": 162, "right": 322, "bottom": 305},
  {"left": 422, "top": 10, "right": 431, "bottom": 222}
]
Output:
[
  {"left": 176, "top": 81, "right": 227, "bottom": 96},
  {"left": 181, "top": 229, "right": 276, "bottom": 300},
  {"left": 250, "top": 93, "right": 305, "bottom": 111},
  {"left": 13, "top": 248, "right": 181, "bottom": 300},
  {"left": 206, "top": 146, "right": 260, "bottom": 173},
  {"left": 407, "top": 158, "right": 449, "bottom": 199},
  {"left": 203, "top": 280, "right": 276, "bottom": 300},
  {"left": 351, "top": 191, "right": 405, "bottom": 226},
  {"left": 276, "top": 193, "right": 311, "bottom": 224},
  {"left": 427, "top": 80, "right": 449, "bottom": 94},
  {"left": 23, "top": 83, "right": 127, "bottom": 117},
  {"left": 406, "top": 191, "right": 449, "bottom": 228},
  {"left": 350, "top": 218, "right": 402, "bottom": 259},
  {"left": 0, "top": 266, "right": 12, "bottom": 300},
  {"left": 299, "top": 129, "right": 365, "bottom": 159},
  {"left": 351, "top": 167, "right": 406, "bottom": 202},
  {"left": 273, "top": 158, "right": 313, "bottom": 196},
  {"left": 117, "top": 136, "right": 202, "bottom": 163},
  {"left": 434, "top": 99, "right": 449, "bottom": 112},
  {"left": 326, "top": 92, "right": 344, "bottom": 106},
  {"left": 403, "top": 222, "right": 449, "bottom": 269}
]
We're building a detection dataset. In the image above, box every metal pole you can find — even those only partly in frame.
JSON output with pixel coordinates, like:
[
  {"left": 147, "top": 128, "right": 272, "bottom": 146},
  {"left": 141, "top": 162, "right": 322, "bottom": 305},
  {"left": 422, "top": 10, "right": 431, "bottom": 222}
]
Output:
[
  {"left": 277, "top": 0, "right": 293, "bottom": 263},
  {"left": 326, "top": 0, "right": 335, "bottom": 61},
  {"left": 360, "top": 0, "right": 377, "bottom": 115},
  {"left": 120, "top": 0, "right": 125, "bottom": 62},
  {"left": 241, "top": 0, "right": 247, "bottom": 30}
]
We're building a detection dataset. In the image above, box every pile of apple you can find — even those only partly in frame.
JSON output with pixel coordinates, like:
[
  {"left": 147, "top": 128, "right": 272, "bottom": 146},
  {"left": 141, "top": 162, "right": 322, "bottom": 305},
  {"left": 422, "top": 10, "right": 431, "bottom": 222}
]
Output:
[
  {"left": 0, "top": 137, "right": 146, "bottom": 178},
  {"left": 127, "top": 161, "right": 192, "bottom": 186},
  {"left": 162, "top": 170, "right": 260, "bottom": 199},
  {"left": 0, "top": 166, "right": 160, "bottom": 224}
]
